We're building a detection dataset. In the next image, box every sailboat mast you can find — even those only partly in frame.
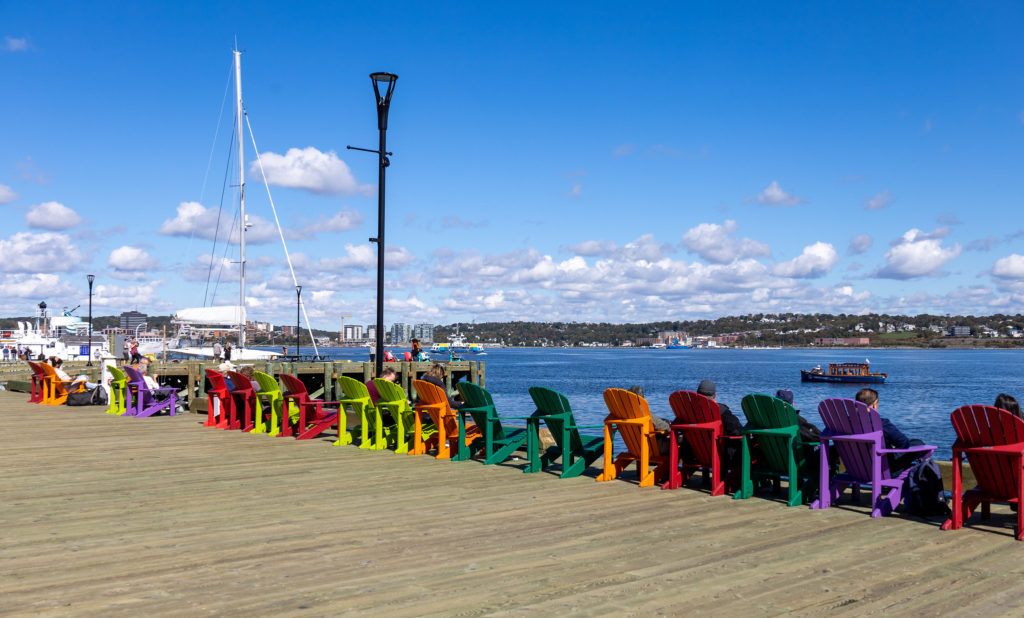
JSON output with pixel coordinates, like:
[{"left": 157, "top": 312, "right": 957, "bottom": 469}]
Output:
[{"left": 234, "top": 48, "right": 246, "bottom": 349}]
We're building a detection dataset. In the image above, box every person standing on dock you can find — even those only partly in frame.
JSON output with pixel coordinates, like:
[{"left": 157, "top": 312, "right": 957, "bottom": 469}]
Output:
[
  {"left": 224, "top": 341, "right": 232, "bottom": 362},
  {"left": 213, "top": 341, "right": 222, "bottom": 362}
]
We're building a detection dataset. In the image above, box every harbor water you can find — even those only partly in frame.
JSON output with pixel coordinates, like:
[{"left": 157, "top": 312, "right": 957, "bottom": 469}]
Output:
[{"left": 264, "top": 346, "right": 1024, "bottom": 460}]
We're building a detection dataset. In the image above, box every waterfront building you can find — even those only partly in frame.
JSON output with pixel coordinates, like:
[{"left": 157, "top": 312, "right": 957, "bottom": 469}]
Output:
[
  {"left": 119, "top": 310, "right": 147, "bottom": 332},
  {"left": 413, "top": 323, "right": 434, "bottom": 344}
]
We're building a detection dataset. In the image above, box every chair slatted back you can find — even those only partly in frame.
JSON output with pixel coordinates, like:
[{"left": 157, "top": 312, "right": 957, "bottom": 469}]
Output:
[
  {"left": 818, "top": 398, "right": 886, "bottom": 481},
  {"left": 529, "top": 386, "right": 586, "bottom": 454},
  {"left": 339, "top": 375, "right": 370, "bottom": 400},
  {"left": 412, "top": 379, "right": 459, "bottom": 436},
  {"left": 603, "top": 388, "right": 660, "bottom": 457},
  {"left": 456, "top": 382, "right": 505, "bottom": 440},
  {"left": 741, "top": 393, "right": 803, "bottom": 473},
  {"left": 669, "top": 390, "right": 722, "bottom": 467},
  {"left": 951, "top": 405, "right": 1024, "bottom": 499},
  {"left": 279, "top": 373, "right": 307, "bottom": 399},
  {"left": 252, "top": 371, "right": 281, "bottom": 396}
]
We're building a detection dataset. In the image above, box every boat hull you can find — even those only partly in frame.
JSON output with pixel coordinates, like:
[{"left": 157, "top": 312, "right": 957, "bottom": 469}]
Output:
[{"left": 801, "top": 370, "right": 886, "bottom": 384}]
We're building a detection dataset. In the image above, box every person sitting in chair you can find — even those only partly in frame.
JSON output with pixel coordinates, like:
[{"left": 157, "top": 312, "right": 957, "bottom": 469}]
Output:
[{"left": 856, "top": 387, "right": 924, "bottom": 474}]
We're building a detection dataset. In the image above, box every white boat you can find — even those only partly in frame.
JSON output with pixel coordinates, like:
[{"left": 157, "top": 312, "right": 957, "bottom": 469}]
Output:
[
  {"left": 0, "top": 304, "right": 109, "bottom": 362},
  {"left": 168, "top": 48, "right": 323, "bottom": 361}
]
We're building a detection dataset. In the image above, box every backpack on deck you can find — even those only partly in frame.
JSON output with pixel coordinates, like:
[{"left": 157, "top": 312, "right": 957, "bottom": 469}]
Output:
[
  {"left": 902, "top": 458, "right": 950, "bottom": 517},
  {"left": 66, "top": 387, "right": 108, "bottom": 407}
]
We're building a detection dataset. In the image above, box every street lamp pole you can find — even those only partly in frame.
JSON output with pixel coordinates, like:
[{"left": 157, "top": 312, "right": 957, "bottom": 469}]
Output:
[
  {"left": 86, "top": 274, "right": 95, "bottom": 366},
  {"left": 348, "top": 71, "right": 397, "bottom": 377},
  {"left": 296, "top": 285, "right": 302, "bottom": 360}
]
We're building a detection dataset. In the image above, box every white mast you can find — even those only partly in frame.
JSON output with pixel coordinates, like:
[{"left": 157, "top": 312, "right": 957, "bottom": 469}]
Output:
[{"left": 234, "top": 48, "right": 246, "bottom": 349}]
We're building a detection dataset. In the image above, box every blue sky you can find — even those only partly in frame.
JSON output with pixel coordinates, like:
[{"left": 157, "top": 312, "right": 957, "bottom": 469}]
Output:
[{"left": 2, "top": 2, "right": 1024, "bottom": 329}]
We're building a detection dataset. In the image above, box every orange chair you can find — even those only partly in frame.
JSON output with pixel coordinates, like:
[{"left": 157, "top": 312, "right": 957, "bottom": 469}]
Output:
[
  {"left": 37, "top": 362, "right": 85, "bottom": 405},
  {"left": 597, "top": 388, "right": 670, "bottom": 487},
  {"left": 410, "top": 379, "right": 482, "bottom": 460}
]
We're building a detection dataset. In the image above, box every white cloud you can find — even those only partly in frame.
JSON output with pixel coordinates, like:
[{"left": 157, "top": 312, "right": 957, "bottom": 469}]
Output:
[
  {"left": 0, "top": 274, "right": 76, "bottom": 303},
  {"left": 681, "top": 220, "right": 771, "bottom": 264},
  {"left": 158, "top": 201, "right": 277, "bottom": 244},
  {"left": 107, "top": 246, "right": 159, "bottom": 280},
  {"left": 252, "top": 147, "right": 372, "bottom": 196},
  {"left": 848, "top": 234, "right": 873, "bottom": 255},
  {"left": 0, "top": 232, "right": 81, "bottom": 272},
  {"left": 92, "top": 283, "right": 161, "bottom": 308},
  {"left": 564, "top": 183, "right": 582, "bottom": 197},
  {"left": 754, "top": 181, "right": 805, "bottom": 206},
  {"left": 25, "top": 201, "right": 82, "bottom": 230},
  {"left": 992, "top": 254, "right": 1024, "bottom": 280},
  {"left": 0, "top": 184, "right": 18, "bottom": 204},
  {"left": 772, "top": 242, "right": 839, "bottom": 278},
  {"left": 613, "top": 144, "right": 636, "bottom": 157},
  {"left": 304, "top": 243, "right": 416, "bottom": 273},
  {"left": 875, "top": 228, "right": 961, "bottom": 279},
  {"left": 864, "top": 190, "right": 893, "bottom": 211},
  {"left": 4, "top": 37, "right": 28, "bottom": 52}
]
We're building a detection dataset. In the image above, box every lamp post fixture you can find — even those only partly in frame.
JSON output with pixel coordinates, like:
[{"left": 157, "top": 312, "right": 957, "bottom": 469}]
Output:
[
  {"left": 348, "top": 71, "right": 397, "bottom": 376},
  {"left": 86, "top": 274, "right": 95, "bottom": 366},
  {"left": 296, "top": 285, "right": 302, "bottom": 360}
]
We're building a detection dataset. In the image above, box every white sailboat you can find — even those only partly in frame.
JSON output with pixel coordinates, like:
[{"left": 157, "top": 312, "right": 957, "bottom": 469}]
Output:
[{"left": 170, "top": 47, "right": 318, "bottom": 362}]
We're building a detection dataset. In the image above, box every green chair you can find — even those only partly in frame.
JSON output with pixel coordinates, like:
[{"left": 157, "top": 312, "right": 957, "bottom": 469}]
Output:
[
  {"left": 373, "top": 378, "right": 421, "bottom": 454},
  {"left": 525, "top": 386, "right": 606, "bottom": 478},
  {"left": 106, "top": 366, "right": 128, "bottom": 416},
  {"left": 455, "top": 382, "right": 530, "bottom": 465},
  {"left": 252, "top": 371, "right": 287, "bottom": 436},
  {"left": 338, "top": 376, "right": 376, "bottom": 448},
  {"left": 733, "top": 393, "right": 819, "bottom": 506}
]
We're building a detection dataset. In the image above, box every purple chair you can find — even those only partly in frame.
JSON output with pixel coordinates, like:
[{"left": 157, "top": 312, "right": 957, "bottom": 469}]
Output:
[
  {"left": 123, "top": 366, "right": 177, "bottom": 418},
  {"left": 811, "top": 398, "right": 935, "bottom": 517}
]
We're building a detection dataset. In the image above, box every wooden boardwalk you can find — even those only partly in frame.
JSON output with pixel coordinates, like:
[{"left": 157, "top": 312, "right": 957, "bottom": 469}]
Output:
[{"left": 4, "top": 392, "right": 1024, "bottom": 617}]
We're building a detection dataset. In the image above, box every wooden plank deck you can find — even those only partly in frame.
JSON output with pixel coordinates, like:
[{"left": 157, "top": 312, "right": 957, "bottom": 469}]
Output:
[{"left": 3, "top": 391, "right": 1024, "bottom": 617}]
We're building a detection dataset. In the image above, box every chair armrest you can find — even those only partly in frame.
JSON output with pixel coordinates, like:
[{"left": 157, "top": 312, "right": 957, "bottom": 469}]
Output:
[
  {"left": 877, "top": 444, "right": 936, "bottom": 455},
  {"left": 820, "top": 431, "right": 878, "bottom": 442},
  {"left": 956, "top": 444, "right": 1024, "bottom": 456},
  {"left": 742, "top": 427, "right": 794, "bottom": 437}
]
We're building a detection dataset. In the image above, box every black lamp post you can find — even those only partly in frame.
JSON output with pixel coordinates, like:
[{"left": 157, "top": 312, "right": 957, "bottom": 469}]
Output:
[
  {"left": 296, "top": 285, "right": 302, "bottom": 360},
  {"left": 348, "top": 71, "right": 397, "bottom": 376},
  {"left": 86, "top": 274, "right": 95, "bottom": 366}
]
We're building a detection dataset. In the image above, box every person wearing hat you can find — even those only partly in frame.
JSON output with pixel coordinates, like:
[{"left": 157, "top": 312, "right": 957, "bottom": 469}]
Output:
[
  {"left": 696, "top": 379, "right": 743, "bottom": 436},
  {"left": 218, "top": 361, "right": 236, "bottom": 392},
  {"left": 774, "top": 389, "right": 822, "bottom": 443}
]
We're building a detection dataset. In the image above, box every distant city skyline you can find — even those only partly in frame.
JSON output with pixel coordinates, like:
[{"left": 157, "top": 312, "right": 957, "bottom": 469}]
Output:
[{"left": 2, "top": 4, "right": 1024, "bottom": 329}]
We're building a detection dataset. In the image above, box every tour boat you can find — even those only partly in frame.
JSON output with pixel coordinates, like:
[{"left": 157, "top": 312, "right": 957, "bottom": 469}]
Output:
[{"left": 801, "top": 361, "right": 887, "bottom": 383}]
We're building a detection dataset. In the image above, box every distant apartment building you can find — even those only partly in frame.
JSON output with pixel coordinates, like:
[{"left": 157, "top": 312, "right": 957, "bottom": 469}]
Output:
[
  {"left": 413, "top": 323, "right": 434, "bottom": 343},
  {"left": 390, "top": 322, "right": 409, "bottom": 344},
  {"left": 343, "top": 324, "right": 364, "bottom": 342},
  {"left": 949, "top": 326, "right": 972, "bottom": 337},
  {"left": 119, "top": 310, "right": 147, "bottom": 332}
]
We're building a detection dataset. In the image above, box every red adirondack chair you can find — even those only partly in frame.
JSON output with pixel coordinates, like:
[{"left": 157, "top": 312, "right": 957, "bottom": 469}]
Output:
[
  {"left": 661, "top": 390, "right": 741, "bottom": 495},
  {"left": 812, "top": 398, "right": 935, "bottom": 517},
  {"left": 204, "top": 369, "right": 236, "bottom": 428},
  {"left": 227, "top": 370, "right": 258, "bottom": 432},
  {"left": 941, "top": 405, "right": 1024, "bottom": 540},
  {"left": 26, "top": 360, "right": 46, "bottom": 403},
  {"left": 278, "top": 373, "right": 341, "bottom": 440},
  {"left": 597, "top": 388, "right": 670, "bottom": 487}
]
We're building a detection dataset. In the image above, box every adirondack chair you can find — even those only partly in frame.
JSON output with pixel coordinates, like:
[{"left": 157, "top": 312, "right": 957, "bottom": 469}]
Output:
[
  {"left": 811, "top": 398, "right": 936, "bottom": 517},
  {"left": 278, "top": 373, "right": 343, "bottom": 441},
  {"left": 204, "top": 369, "right": 237, "bottom": 429},
  {"left": 106, "top": 365, "right": 129, "bottom": 416},
  {"left": 733, "top": 393, "right": 819, "bottom": 506},
  {"left": 227, "top": 370, "right": 260, "bottom": 432},
  {"left": 38, "top": 362, "right": 85, "bottom": 406},
  {"left": 455, "top": 382, "right": 529, "bottom": 465},
  {"left": 941, "top": 405, "right": 1024, "bottom": 540},
  {"left": 372, "top": 378, "right": 421, "bottom": 453},
  {"left": 338, "top": 376, "right": 377, "bottom": 448},
  {"left": 122, "top": 366, "right": 176, "bottom": 418},
  {"left": 410, "top": 379, "right": 482, "bottom": 460},
  {"left": 524, "top": 386, "right": 605, "bottom": 478},
  {"left": 596, "top": 388, "right": 670, "bottom": 487},
  {"left": 251, "top": 371, "right": 287, "bottom": 436},
  {"left": 662, "top": 390, "right": 742, "bottom": 495},
  {"left": 26, "top": 360, "right": 46, "bottom": 403}
]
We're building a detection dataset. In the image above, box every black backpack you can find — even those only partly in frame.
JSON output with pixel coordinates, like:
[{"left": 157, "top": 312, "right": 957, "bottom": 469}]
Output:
[
  {"left": 66, "top": 387, "right": 108, "bottom": 407},
  {"left": 903, "top": 458, "right": 950, "bottom": 517}
]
